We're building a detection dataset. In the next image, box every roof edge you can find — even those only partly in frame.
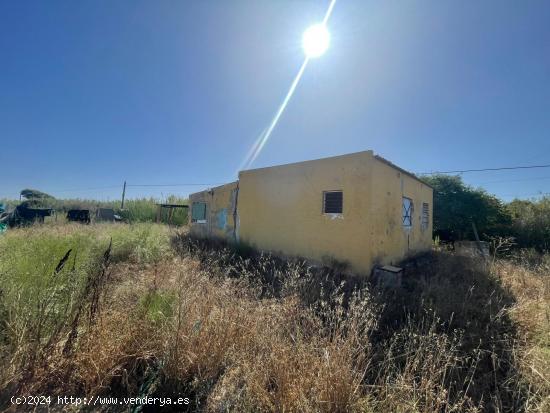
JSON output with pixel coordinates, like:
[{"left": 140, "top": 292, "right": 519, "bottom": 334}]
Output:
[
  {"left": 239, "top": 150, "right": 374, "bottom": 177},
  {"left": 188, "top": 180, "right": 238, "bottom": 198},
  {"left": 373, "top": 155, "right": 433, "bottom": 189}
]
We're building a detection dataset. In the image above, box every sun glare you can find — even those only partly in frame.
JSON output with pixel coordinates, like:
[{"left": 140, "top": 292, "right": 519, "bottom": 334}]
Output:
[{"left": 302, "top": 24, "right": 330, "bottom": 58}]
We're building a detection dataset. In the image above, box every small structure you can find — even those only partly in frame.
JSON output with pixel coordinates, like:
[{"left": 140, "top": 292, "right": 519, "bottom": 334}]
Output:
[
  {"left": 373, "top": 265, "right": 404, "bottom": 288},
  {"left": 67, "top": 209, "right": 91, "bottom": 224},
  {"left": 1, "top": 204, "right": 53, "bottom": 226},
  {"left": 156, "top": 203, "right": 189, "bottom": 225},
  {"left": 189, "top": 151, "right": 433, "bottom": 274},
  {"left": 0, "top": 189, "right": 55, "bottom": 227},
  {"left": 189, "top": 182, "right": 238, "bottom": 239}
]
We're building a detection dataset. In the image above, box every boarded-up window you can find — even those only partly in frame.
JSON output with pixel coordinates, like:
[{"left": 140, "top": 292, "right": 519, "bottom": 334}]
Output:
[
  {"left": 191, "top": 202, "right": 207, "bottom": 223},
  {"left": 402, "top": 197, "right": 413, "bottom": 227},
  {"left": 421, "top": 202, "right": 429, "bottom": 230},
  {"left": 323, "top": 191, "right": 343, "bottom": 214}
]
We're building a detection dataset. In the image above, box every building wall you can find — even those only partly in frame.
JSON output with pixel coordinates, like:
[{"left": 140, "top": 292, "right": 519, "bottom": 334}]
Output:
[
  {"left": 237, "top": 151, "right": 376, "bottom": 273},
  {"left": 189, "top": 151, "right": 433, "bottom": 275},
  {"left": 368, "top": 157, "right": 433, "bottom": 268},
  {"left": 189, "top": 181, "right": 238, "bottom": 241},
  {"left": 237, "top": 151, "right": 432, "bottom": 274}
]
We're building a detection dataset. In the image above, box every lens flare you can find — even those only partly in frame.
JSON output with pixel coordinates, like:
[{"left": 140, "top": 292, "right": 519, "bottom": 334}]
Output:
[
  {"left": 302, "top": 24, "right": 330, "bottom": 58},
  {"left": 236, "top": 0, "right": 337, "bottom": 175}
]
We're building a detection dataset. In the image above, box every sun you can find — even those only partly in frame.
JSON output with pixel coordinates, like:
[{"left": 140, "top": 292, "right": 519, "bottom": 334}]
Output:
[{"left": 302, "top": 23, "right": 330, "bottom": 58}]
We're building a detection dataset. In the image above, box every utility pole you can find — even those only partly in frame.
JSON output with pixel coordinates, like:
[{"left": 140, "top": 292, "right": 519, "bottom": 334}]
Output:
[
  {"left": 121, "top": 181, "right": 126, "bottom": 209},
  {"left": 471, "top": 221, "right": 487, "bottom": 259}
]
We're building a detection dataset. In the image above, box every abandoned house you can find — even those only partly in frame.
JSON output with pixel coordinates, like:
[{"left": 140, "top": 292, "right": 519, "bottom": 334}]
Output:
[{"left": 189, "top": 150, "right": 433, "bottom": 274}]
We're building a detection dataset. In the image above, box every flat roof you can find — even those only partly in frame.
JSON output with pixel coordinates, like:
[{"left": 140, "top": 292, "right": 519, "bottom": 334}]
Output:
[
  {"left": 238, "top": 150, "right": 374, "bottom": 175},
  {"left": 188, "top": 181, "right": 238, "bottom": 198},
  {"left": 239, "top": 150, "right": 433, "bottom": 189},
  {"left": 374, "top": 155, "right": 433, "bottom": 189},
  {"left": 190, "top": 151, "right": 433, "bottom": 197}
]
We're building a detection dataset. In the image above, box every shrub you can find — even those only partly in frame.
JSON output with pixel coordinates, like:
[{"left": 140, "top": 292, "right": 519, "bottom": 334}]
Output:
[{"left": 507, "top": 197, "right": 550, "bottom": 251}]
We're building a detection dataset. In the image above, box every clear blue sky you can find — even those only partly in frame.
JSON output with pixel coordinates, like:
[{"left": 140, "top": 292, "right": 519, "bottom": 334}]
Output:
[{"left": 1, "top": 1, "right": 550, "bottom": 202}]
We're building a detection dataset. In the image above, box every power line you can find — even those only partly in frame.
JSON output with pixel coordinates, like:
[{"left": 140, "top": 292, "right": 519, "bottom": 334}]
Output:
[
  {"left": 52, "top": 185, "right": 122, "bottom": 193},
  {"left": 500, "top": 192, "right": 550, "bottom": 198},
  {"left": 127, "top": 183, "right": 225, "bottom": 187},
  {"left": 1, "top": 183, "right": 224, "bottom": 198},
  {"left": 45, "top": 183, "right": 223, "bottom": 193},
  {"left": 419, "top": 163, "right": 550, "bottom": 175},
  {"left": 474, "top": 176, "right": 550, "bottom": 185}
]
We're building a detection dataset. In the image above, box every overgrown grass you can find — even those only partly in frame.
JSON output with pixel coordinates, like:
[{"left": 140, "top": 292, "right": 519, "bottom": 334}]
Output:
[
  {"left": 0, "top": 195, "right": 188, "bottom": 225},
  {"left": 118, "top": 196, "right": 188, "bottom": 226},
  {"left": 171, "top": 235, "right": 550, "bottom": 412},
  {"left": 0, "top": 223, "right": 171, "bottom": 400},
  {"left": 0, "top": 226, "right": 548, "bottom": 412}
]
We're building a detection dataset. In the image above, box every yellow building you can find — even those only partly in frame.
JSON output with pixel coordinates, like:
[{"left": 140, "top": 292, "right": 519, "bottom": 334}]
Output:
[{"left": 189, "top": 151, "right": 433, "bottom": 274}]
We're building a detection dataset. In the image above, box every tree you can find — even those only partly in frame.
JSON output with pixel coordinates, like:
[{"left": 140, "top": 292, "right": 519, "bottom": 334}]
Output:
[
  {"left": 507, "top": 197, "right": 550, "bottom": 251},
  {"left": 421, "top": 175, "right": 512, "bottom": 240},
  {"left": 20, "top": 188, "right": 54, "bottom": 200},
  {"left": 17, "top": 189, "right": 54, "bottom": 209}
]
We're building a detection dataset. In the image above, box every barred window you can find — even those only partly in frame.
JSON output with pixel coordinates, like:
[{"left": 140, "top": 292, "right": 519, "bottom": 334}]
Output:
[
  {"left": 323, "top": 191, "right": 343, "bottom": 214},
  {"left": 421, "top": 202, "right": 429, "bottom": 230},
  {"left": 402, "top": 197, "right": 413, "bottom": 227}
]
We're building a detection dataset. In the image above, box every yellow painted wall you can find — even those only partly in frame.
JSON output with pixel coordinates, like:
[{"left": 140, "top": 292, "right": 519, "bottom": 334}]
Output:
[
  {"left": 237, "top": 151, "right": 432, "bottom": 274},
  {"left": 189, "top": 151, "right": 433, "bottom": 275},
  {"left": 189, "top": 181, "right": 238, "bottom": 241},
  {"left": 368, "top": 157, "right": 433, "bottom": 268}
]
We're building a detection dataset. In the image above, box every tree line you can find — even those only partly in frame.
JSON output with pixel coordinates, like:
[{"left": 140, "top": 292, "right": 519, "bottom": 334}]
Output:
[{"left": 423, "top": 175, "right": 550, "bottom": 251}]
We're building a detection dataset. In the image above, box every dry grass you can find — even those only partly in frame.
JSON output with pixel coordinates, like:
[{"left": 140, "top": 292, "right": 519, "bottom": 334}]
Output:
[
  {"left": 76, "top": 260, "right": 374, "bottom": 412},
  {"left": 493, "top": 259, "right": 550, "bottom": 412},
  {"left": 1, "top": 226, "right": 549, "bottom": 412}
]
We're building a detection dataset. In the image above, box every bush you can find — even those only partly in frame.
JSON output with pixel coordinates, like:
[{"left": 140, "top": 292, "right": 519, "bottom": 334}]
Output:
[
  {"left": 421, "top": 175, "right": 512, "bottom": 240},
  {"left": 508, "top": 197, "right": 550, "bottom": 251},
  {"left": 109, "top": 223, "right": 172, "bottom": 263}
]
